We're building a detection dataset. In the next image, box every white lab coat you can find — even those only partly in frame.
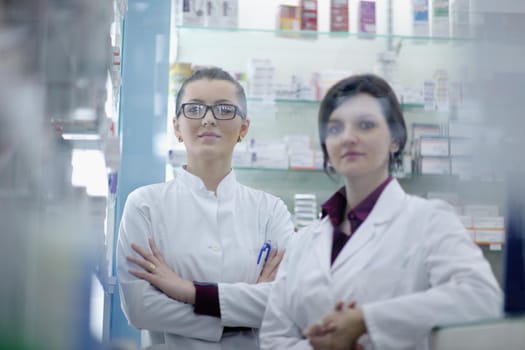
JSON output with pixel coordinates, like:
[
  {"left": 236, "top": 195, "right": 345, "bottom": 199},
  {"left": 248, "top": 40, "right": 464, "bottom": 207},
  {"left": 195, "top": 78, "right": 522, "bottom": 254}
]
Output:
[
  {"left": 117, "top": 167, "right": 294, "bottom": 350},
  {"left": 260, "top": 179, "right": 502, "bottom": 350}
]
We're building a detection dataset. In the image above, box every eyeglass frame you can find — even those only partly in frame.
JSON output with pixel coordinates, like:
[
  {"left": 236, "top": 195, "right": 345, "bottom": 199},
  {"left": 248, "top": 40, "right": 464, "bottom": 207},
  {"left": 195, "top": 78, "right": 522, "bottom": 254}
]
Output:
[{"left": 177, "top": 103, "right": 246, "bottom": 120}]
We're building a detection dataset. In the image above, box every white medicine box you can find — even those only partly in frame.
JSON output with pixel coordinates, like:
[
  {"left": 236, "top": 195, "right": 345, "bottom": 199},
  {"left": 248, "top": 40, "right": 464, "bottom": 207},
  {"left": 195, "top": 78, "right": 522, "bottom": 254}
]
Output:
[
  {"left": 419, "top": 136, "right": 449, "bottom": 157},
  {"left": 420, "top": 157, "right": 450, "bottom": 175},
  {"left": 177, "top": 0, "right": 205, "bottom": 26}
]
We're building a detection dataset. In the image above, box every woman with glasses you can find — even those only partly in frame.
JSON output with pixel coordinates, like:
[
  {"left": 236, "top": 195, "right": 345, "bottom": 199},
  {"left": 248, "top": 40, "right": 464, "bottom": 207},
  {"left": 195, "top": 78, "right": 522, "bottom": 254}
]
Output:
[
  {"left": 117, "top": 68, "right": 294, "bottom": 350},
  {"left": 259, "top": 74, "right": 501, "bottom": 350}
]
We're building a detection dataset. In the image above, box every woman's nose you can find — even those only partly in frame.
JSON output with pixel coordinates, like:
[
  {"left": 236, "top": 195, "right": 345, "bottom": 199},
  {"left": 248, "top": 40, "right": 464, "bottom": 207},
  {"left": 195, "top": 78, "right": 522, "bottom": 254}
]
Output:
[
  {"left": 341, "top": 125, "right": 358, "bottom": 143},
  {"left": 201, "top": 108, "right": 216, "bottom": 126}
]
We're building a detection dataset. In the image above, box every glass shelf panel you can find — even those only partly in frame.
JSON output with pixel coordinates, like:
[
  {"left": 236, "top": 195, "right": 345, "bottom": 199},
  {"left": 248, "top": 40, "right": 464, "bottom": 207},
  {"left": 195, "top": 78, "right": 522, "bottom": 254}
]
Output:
[
  {"left": 248, "top": 97, "right": 426, "bottom": 110},
  {"left": 176, "top": 25, "right": 474, "bottom": 42},
  {"left": 248, "top": 97, "right": 320, "bottom": 105},
  {"left": 174, "top": 26, "right": 472, "bottom": 88}
]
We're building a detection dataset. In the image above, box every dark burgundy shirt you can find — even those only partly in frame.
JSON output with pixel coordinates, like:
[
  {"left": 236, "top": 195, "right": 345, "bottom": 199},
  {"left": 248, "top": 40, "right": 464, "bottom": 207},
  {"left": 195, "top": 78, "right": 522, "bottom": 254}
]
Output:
[
  {"left": 193, "top": 282, "right": 220, "bottom": 317},
  {"left": 321, "top": 176, "right": 393, "bottom": 264},
  {"left": 193, "top": 282, "right": 251, "bottom": 333}
]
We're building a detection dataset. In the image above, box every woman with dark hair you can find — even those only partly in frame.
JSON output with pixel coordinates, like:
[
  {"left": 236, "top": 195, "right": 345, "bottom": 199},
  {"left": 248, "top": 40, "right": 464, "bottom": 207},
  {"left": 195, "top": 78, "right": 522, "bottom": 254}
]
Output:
[
  {"left": 117, "top": 67, "right": 294, "bottom": 349},
  {"left": 260, "top": 74, "right": 501, "bottom": 350}
]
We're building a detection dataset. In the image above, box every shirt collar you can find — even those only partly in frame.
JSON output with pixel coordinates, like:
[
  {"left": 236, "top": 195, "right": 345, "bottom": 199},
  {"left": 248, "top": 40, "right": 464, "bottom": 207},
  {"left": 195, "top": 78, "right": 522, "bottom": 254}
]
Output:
[
  {"left": 321, "top": 176, "right": 393, "bottom": 227},
  {"left": 175, "top": 166, "right": 237, "bottom": 198}
]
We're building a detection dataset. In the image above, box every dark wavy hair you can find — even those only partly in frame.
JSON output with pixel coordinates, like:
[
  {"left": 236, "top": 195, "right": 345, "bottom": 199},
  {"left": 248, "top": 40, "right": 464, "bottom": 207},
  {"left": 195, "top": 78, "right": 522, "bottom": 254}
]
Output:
[
  {"left": 175, "top": 67, "right": 247, "bottom": 119},
  {"left": 318, "top": 73, "right": 407, "bottom": 173}
]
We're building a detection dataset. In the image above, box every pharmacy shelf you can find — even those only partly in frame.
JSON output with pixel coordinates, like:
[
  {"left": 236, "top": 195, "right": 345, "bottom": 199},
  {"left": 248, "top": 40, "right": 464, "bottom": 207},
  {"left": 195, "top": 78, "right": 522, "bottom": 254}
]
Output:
[
  {"left": 248, "top": 97, "right": 425, "bottom": 109},
  {"left": 176, "top": 25, "right": 474, "bottom": 42},
  {"left": 174, "top": 25, "right": 472, "bottom": 91},
  {"left": 243, "top": 104, "right": 441, "bottom": 160},
  {"left": 175, "top": 164, "right": 506, "bottom": 211},
  {"left": 233, "top": 170, "right": 506, "bottom": 210},
  {"left": 399, "top": 174, "right": 506, "bottom": 204}
]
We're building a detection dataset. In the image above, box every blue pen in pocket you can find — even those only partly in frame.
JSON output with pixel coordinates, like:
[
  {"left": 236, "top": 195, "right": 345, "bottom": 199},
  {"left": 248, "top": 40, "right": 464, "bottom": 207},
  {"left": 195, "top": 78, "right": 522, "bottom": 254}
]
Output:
[{"left": 257, "top": 240, "right": 272, "bottom": 265}]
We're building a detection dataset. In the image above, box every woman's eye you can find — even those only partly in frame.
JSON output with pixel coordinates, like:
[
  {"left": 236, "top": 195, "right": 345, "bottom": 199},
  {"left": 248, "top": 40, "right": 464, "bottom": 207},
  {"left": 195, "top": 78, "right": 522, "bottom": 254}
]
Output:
[
  {"left": 327, "top": 124, "right": 343, "bottom": 135},
  {"left": 187, "top": 105, "right": 201, "bottom": 113},
  {"left": 217, "top": 105, "right": 235, "bottom": 114},
  {"left": 359, "top": 121, "right": 375, "bottom": 130}
]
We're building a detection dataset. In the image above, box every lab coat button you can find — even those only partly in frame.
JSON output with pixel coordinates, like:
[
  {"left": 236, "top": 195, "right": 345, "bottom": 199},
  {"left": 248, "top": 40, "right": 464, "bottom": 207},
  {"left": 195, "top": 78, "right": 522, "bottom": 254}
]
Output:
[{"left": 208, "top": 245, "right": 221, "bottom": 252}]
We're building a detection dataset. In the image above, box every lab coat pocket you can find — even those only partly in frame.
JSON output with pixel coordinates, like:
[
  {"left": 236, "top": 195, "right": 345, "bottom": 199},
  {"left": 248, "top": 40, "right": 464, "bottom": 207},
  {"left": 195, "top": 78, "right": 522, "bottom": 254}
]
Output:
[{"left": 354, "top": 266, "right": 407, "bottom": 303}]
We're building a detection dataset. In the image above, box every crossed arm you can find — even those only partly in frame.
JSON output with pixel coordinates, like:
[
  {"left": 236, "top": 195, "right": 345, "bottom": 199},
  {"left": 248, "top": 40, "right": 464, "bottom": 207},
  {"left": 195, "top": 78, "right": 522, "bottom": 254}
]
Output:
[{"left": 126, "top": 238, "right": 285, "bottom": 306}]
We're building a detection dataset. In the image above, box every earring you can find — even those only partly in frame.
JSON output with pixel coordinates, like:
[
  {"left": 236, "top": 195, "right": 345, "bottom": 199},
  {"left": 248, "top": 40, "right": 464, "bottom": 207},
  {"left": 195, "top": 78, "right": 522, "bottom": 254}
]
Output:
[
  {"left": 237, "top": 135, "right": 243, "bottom": 143},
  {"left": 178, "top": 136, "right": 183, "bottom": 143},
  {"left": 326, "top": 159, "right": 335, "bottom": 173},
  {"left": 389, "top": 151, "right": 399, "bottom": 171}
]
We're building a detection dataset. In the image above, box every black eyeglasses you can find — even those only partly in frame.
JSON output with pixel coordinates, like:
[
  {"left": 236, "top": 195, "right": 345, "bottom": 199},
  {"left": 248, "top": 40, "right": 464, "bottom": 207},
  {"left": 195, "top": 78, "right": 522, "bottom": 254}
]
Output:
[{"left": 178, "top": 103, "right": 244, "bottom": 120}]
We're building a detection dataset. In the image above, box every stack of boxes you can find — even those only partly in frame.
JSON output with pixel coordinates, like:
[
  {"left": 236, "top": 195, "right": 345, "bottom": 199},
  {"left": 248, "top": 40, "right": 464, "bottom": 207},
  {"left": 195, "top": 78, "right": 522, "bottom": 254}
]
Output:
[
  {"left": 249, "top": 139, "right": 289, "bottom": 170},
  {"left": 461, "top": 205, "right": 505, "bottom": 248},
  {"left": 428, "top": 194, "right": 505, "bottom": 249},
  {"left": 294, "top": 194, "right": 318, "bottom": 229},
  {"left": 246, "top": 58, "right": 275, "bottom": 99},
  {"left": 411, "top": 119, "right": 499, "bottom": 181},
  {"left": 286, "top": 135, "right": 315, "bottom": 170},
  {"left": 170, "top": 133, "right": 327, "bottom": 171},
  {"left": 411, "top": 123, "right": 447, "bottom": 175}
]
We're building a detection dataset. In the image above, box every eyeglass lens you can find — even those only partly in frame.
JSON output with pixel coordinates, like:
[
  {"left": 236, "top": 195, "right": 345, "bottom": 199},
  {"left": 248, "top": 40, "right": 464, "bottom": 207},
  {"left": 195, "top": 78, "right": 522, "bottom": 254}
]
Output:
[{"left": 183, "top": 103, "right": 237, "bottom": 120}]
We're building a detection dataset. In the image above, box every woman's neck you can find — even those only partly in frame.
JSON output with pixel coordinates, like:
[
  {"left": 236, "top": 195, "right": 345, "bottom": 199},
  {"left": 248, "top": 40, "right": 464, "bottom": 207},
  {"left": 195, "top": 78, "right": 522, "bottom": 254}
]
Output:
[
  {"left": 344, "top": 171, "right": 389, "bottom": 210},
  {"left": 185, "top": 158, "right": 232, "bottom": 192}
]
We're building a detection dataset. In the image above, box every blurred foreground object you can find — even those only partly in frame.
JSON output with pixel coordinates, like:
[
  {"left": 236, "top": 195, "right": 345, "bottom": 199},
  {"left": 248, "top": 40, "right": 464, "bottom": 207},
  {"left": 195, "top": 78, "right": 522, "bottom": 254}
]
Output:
[{"left": 0, "top": 0, "right": 117, "bottom": 349}]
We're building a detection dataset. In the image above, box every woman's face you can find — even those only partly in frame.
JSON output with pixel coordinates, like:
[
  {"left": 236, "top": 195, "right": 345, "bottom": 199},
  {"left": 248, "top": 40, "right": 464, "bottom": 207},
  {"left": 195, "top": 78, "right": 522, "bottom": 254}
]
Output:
[
  {"left": 173, "top": 79, "right": 249, "bottom": 162},
  {"left": 324, "top": 93, "right": 398, "bottom": 180}
]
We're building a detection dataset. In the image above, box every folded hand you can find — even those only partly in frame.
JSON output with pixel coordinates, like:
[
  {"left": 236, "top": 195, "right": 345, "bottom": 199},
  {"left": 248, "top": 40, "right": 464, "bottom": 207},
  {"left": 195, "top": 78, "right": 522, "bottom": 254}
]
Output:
[{"left": 303, "top": 301, "right": 366, "bottom": 350}]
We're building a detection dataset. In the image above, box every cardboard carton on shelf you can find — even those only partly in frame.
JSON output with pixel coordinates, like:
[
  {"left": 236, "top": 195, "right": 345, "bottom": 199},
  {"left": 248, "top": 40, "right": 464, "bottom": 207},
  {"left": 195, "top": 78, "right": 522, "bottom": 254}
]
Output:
[
  {"left": 276, "top": 4, "right": 300, "bottom": 38},
  {"left": 300, "top": 0, "right": 318, "bottom": 31}
]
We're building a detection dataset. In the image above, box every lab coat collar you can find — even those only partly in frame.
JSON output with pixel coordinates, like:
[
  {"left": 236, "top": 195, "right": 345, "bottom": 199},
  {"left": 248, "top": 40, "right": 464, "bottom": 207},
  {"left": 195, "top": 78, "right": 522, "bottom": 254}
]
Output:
[
  {"left": 311, "top": 179, "right": 407, "bottom": 276},
  {"left": 334, "top": 179, "right": 407, "bottom": 271},
  {"left": 174, "top": 166, "right": 237, "bottom": 198},
  {"left": 368, "top": 179, "right": 406, "bottom": 226},
  {"left": 311, "top": 217, "right": 334, "bottom": 280}
]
